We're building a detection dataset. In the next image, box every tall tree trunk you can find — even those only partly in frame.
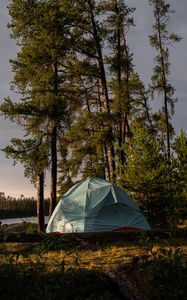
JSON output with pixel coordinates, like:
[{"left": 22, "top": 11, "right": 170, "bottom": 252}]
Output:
[
  {"left": 37, "top": 172, "right": 44, "bottom": 232},
  {"left": 140, "top": 88, "right": 155, "bottom": 134},
  {"left": 49, "top": 60, "right": 58, "bottom": 217},
  {"left": 87, "top": 0, "right": 110, "bottom": 112},
  {"left": 88, "top": 0, "right": 116, "bottom": 181},
  {"left": 49, "top": 125, "right": 57, "bottom": 217},
  {"left": 122, "top": 31, "right": 131, "bottom": 145},
  {"left": 97, "top": 79, "right": 110, "bottom": 179},
  {"left": 115, "top": 0, "right": 125, "bottom": 173},
  {"left": 157, "top": 11, "right": 171, "bottom": 159}
]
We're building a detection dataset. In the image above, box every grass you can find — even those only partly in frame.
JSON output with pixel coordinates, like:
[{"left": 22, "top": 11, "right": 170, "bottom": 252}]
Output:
[
  {"left": 0, "top": 234, "right": 187, "bottom": 299},
  {"left": 0, "top": 240, "right": 146, "bottom": 269}
]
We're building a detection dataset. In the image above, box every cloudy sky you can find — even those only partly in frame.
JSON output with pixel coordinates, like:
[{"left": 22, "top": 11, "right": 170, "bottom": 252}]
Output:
[{"left": 0, "top": 0, "right": 187, "bottom": 198}]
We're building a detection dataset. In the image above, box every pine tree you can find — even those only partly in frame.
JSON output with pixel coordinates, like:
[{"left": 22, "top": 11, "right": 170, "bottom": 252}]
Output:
[
  {"left": 2, "top": 137, "right": 48, "bottom": 231},
  {"left": 63, "top": 0, "right": 136, "bottom": 180},
  {"left": 1, "top": 0, "right": 75, "bottom": 216},
  {"left": 99, "top": 0, "right": 135, "bottom": 175},
  {"left": 149, "top": 0, "right": 181, "bottom": 159},
  {"left": 173, "top": 130, "right": 187, "bottom": 220},
  {"left": 119, "top": 119, "right": 178, "bottom": 228},
  {"left": 63, "top": 0, "right": 117, "bottom": 181}
]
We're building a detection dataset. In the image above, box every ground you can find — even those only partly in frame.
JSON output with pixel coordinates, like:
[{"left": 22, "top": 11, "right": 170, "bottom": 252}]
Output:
[{"left": 0, "top": 222, "right": 187, "bottom": 299}]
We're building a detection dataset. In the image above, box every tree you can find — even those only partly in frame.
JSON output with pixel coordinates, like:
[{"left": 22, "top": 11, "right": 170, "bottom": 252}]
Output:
[
  {"left": 61, "top": 0, "right": 137, "bottom": 181},
  {"left": 149, "top": 0, "right": 181, "bottom": 159},
  {"left": 173, "top": 130, "right": 187, "bottom": 220},
  {"left": 62, "top": 0, "right": 117, "bottom": 181},
  {"left": 100, "top": 0, "right": 135, "bottom": 173},
  {"left": 118, "top": 118, "right": 181, "bottom": 228},
  {"left": 2, "top": 137, "right": 48, "bottom": 231},
  {"left": 1, "top": 0, "right": 75, "bottom": 217},
  {"left": 1, "top": 0, "right": 184, "bottom": 229}
]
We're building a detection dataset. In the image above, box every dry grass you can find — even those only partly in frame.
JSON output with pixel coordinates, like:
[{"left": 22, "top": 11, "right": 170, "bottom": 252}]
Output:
[
  {"left": 0, "top": 238, "right": 187, "bottom": 300},
  {"left": 1, "top": 238, "right": 186, "bottom": 272}
]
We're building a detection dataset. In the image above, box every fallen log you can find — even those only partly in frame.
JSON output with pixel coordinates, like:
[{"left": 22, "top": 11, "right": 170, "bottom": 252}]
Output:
[
  {"left": 105, "top": 262, "right": 146, "bottom": 300},
  {"left": 0, "top": 228, "right": 186, "bottom": 243}
]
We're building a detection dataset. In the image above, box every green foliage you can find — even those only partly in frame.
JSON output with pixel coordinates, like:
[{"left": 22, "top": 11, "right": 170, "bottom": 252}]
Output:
[
  {"left": 141, "top": 245, "right": 187, "bottom": 299},
  {"left": 0, "top": 0, "right": 186, "bottom": 229},
  {"left": 0, "top": 0, "right": 79, "bottom": 216},
  {"left": 25, "top": 222, "right": 38, "bottom": 234},
  {"left": 173, "top": 130, "right": 187, "bottom": 218},
  {"left": 0, "top": 194, "right": 49, "bottom": 219},
  {"left": 2, "top": 138, "right": 49, "bottom": 183},
  {"left": 0, "top": 263, "right": 119, "bottom": 300},
  {"left": 149, "top": 0, "right": 182, "bottom": 158},
  {"left": 119, "top": 119, "right": 184, "bottom": 228},
  {"left": 0, "top": 238, "right": 186, "bottom": 300},
  {"left": 40, "top": 233, "right": 81, "bottom": 252},
  {"left": 0, "top": 239, "right": 121, "bottom": 300}
]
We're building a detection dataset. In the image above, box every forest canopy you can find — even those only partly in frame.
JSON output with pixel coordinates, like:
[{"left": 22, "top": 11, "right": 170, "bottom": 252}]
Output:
[{"left": 0, "top": 0, "right": 186, "bottom": 229}]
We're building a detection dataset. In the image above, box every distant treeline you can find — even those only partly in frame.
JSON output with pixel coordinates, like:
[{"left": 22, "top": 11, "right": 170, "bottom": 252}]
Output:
[{"left": 0, "top": 193, "right": 49, "bottom": 219}]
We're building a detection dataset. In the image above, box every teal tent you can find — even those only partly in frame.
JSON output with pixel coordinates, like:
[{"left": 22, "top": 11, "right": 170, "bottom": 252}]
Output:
[{"left": 46, "top": 178, "right": 151, "bottom": 233}]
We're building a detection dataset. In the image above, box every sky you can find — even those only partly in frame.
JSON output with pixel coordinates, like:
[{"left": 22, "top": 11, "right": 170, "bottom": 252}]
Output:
[{"left": 0, "top": 0, "right": 187, "bottom": 198}]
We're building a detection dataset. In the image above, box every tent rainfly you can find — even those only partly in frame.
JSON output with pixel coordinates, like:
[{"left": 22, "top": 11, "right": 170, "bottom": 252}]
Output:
[{"left": 46, "top": 178, "right": 151, "bottom": 233}]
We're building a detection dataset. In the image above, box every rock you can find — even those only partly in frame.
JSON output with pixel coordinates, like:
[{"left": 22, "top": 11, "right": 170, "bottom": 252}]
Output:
[{"left": 0, "top": 222, "right": 38, "bottom": 234}]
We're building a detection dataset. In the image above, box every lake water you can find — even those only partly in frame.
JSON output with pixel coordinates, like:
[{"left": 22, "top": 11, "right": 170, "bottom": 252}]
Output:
[{"left": 0, "top": 216, "right": 49, "bottom": 225}]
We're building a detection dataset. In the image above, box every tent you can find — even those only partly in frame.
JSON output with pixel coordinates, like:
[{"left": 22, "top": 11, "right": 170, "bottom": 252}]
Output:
[{"left": 46, "top": 178, "right": 151, "bottom": 233}]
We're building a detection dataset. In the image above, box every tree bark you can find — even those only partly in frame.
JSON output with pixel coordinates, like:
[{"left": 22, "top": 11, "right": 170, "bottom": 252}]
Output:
[
  {"left": 49, "top": 125, "right": 57, "bottom": 217},
  {"left": 156, "top": 10, "right": 171, "bottom": 159},
  {"left": 49, "top": 59, "right": 58, "bottom": 217},
  {"left": 37, "top": 172, "right": 44, "bottom": 232},
  {"left": 87, "top": 0, "right": 110, "bottom": 112},
  {"left": 87, "top": 0, "right": 116, "bottom": 180},
  {"left": 115, "top": 0, "right": 126, "bottom": 172},
  {"left": 105, "top": 262, "right": 146, "bottom": 300}
]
